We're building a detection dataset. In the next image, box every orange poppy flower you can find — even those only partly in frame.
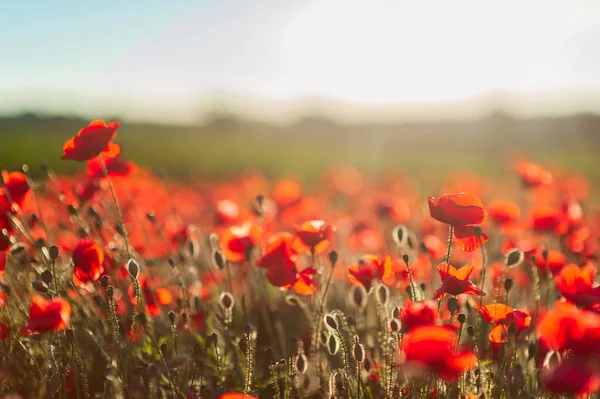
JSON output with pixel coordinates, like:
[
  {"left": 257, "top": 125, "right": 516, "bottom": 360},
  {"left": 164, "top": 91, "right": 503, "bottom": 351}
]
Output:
[
  {"left": 62, "top": 120, "right": 119, "bottom": 162},
  {"left": 537, "top": 306, "right": 600, "bottom": 357},
  {"left": 534, "top": 249, "right": 566, "bottom": 274},
  {"left": 428, "top": 193, "right": 487, "bottom": 226},
  {"left": 453, "top": 225, "right": 489, "bottom": 252},
  {"left": 433, "top": 263, "right": 484, "bottom": 299},
  {"left": 20, "top": 295, "right": 71, "bottom": 335},
  {"left": 272, "top": 178, "right": 302, "bottom": 208},
  {"left": 293, "top": 220, "right": 335, "bottom": 254},
  {"left": 487, "top": 200, "right": 520, "bottom": 225},
  {"left": 554, "top": 264, "right": 600, "bottom": 308},
  {"left": 72, "top": 239, "right": 105, "bottom": 287},
  {"left": 220, "top": 221, "right": 261, "bottom": 262},
  {"left": 403, "top": 325, "right": 476, "bottom": 381},
  {"left": 474, "top": 304, "right": 531, "bottom": 343},
  {"left": 400, "top": 300, "right": 437, "bottom": 333},
  {"left": 517, "top": 162, "right": 552, "bottom": 188},
  {"left": 348, "top": 254, "right": 394, "bottom": 291}
]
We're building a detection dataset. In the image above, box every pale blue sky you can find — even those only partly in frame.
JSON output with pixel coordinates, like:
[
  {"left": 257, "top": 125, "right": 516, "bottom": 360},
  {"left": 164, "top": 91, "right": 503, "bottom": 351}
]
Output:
[{"left": 2, "top": 0, "right": 600, "bottom": 122}]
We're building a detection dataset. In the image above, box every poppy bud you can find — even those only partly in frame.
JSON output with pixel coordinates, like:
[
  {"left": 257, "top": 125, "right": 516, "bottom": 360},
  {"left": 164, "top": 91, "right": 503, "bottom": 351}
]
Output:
[
  {"left": 327, "top": 334, "right": 340, "bottom": 355},
  {"left": 168, "top": 311, "right": 176, "bottom": 325},
  {"left": 213, "top": 251, "right": 225, "bottom": 270},
  {"left": 328, "top": 250, "right": 338, "bottom": 266},
  {"left": 350, "top": 285, "right": 367, "bottom": 310},
  {"left": 324, "top": 314, "right": 338, "bottom": 330},
  {"left": 392, "top": 306, "right": 401, "bottom": 319},
  {"left": 48, "top": 245, "right": 59, "bottom": 261},
  {"left": 244, "top": 324, "right": 252, "bottom": 336},
  {"left": 406, "top": 233, "right": 417, "bottom": 250},
  {"left": 41, "top": 270, "right": 53, "bottom": 285},
  {"left": 467, "top": 325, "right": 475, "bottom": 337},
  {"left": 392, "top": 225, "right": 408, "bottom": 247},
  {"left": 390, "top": 318, "right": 401, "bottom": 333},
  {"left": 295, "top": 353, "right": 308, "bottom": 375},
  {"left": 285, "top": 295, "right": 301, "bottom": 307},
  {"left": 126, "top": 260, "right": 139, "bottom": 280},
  {"left": 219, "top": 292, "right": 235, "bottom": 311},
  {"left": 420, "top": 241, "right": 428, "bottom": 254},
  {"left": 504, "top": 278, "right": 514, "bottom": 293},
  {"left": 377, "top": 284, "right": 389, "bottom": 305},
  {"left": 67, "top": 204, "right": 78, "bottom": 215},
  {"left": 99, "top": 275, "right": 111, "bottom": 287},
  {"left": 256, "top": 194, "right": 264, "bottom": 208},
  {"left": 505, "top": 249, "right": 524, "bottom": 268},
  {"left": 447, "top": 297, "right": 458, "bottom": 314},
  {"left": 32, "top": 280, "right": 48, "bottom": 293},
  {"left": 364, "top": 357, "right": 372, "bottom": 372},
  {"left": 353, "top": 337, "right": 365, "bottom": 362},
  {"left": 457, "top": 313, "right": 466, "bottom": 324},
  {"left": 402, "top": 254, "right": 409, "bottom": 266},
  {"left": 420, "top": 282, "right": 426, "bottom": 292},
  {"left": 542, "top": 249, "right": 549, "bottom": 261},
  {"left": 160, "top": 343, "right": 168, "bottom": 355}
]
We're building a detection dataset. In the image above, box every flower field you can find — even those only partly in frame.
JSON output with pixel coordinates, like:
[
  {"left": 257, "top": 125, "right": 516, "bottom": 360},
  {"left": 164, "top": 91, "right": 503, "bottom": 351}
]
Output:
[{"left": 0, "top": 120, "right": 598, "bottom": 398}]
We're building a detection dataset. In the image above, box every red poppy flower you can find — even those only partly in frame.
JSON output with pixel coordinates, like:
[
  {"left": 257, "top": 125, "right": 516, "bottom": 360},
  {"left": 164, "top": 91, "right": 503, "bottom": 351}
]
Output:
[
  {"left": 258, "top": 232, "right": 302, "bottom": 269},
  {"left": 20, "top": 295, "right": 71, "bottom": 335},
  {"left": 220, "top": 221, "right": 261, "bottom": 262},
  {"left": 487, "top": 200, "right": 520, "bottom": 225},
  {"left": 554, "top": 264, "right": 600, "bottom": 308},
  {"left": 474, "top": 304, "right": 531, "bottom": 343},
  {"left": 86, "top": 143, "right": 137, "bottom": 179},
  {"left": 433, "top": 263, "right": 484, "bottom": 299},
  {"left": 537, "top": 306, "right": 600, "bottom": 357},
  {"left": 529, "top": 205, "right": 566, "bottom": 234},
  {"left": 534, "top": 249, "right": 566, "bottom": 274},
  {"left": 541, "top": 360, "right": 600, "bottom": 396},
  {"left": 348, "top": 254, "right": 394, "bottom": 291},
  {"left": 400, "top": 300, "right": 437, "bottom": 332},
  {"left": 294, "top": 220, "right": 335, "bottom": 254},
  {"left": 62, "top": 120, "right": 120, "bottom": 162},
  {"left": 1, "top": 171, "right": 30, "bottom": 209},
  {"left": 428, "top": 193, "right": 487, "bottom": 226},
  {"left": 72, "top": 239, "right": 105, "bottom": 287},
  {"left": 403, "top": 325, "right": 476, "bottom": 381},
  {"left": 518, "top": 162, "right": 552, "bottom": 188}
]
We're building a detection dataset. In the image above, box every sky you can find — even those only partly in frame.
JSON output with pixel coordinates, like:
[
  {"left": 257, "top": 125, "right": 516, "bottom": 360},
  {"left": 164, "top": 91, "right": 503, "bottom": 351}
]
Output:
[{"left": 2, "top": 0, "right": 600, "bottom": 123}]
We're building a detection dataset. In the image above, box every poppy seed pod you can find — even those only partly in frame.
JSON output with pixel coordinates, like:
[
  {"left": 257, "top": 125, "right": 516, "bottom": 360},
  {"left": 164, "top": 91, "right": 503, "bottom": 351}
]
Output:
[
  {"left": 219, "top": 292, "right": 235, "bottom": 311},
  {"left": 402, "top": 254, "right": 410, "bottom": 266},
  {"left": 327, "top": 334, "right": 340, "bottom": 355},
  {"left": 127, "top": 259, "right": 139, "bottom": 279},
  {"left": 457, "top": 313, "right": 467, "bottom": 324},
  {"left": 505, "top": 248, "right": 524, "bottom": 268},
  {"left": 324, "top": 314, "right": 338, "bottom": 330},
  {"left": 350, "top": 285, "right": 368, "bottom": 310},
  {"left": 168, "top": 311, "right": 176, "bottom": 325}
]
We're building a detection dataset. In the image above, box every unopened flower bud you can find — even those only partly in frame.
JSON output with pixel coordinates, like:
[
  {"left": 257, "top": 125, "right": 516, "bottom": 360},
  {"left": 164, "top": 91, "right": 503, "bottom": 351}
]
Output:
[
  {"left": 505, "top": 249, "right": 524, "bottom": 268},
  {"left": 324, "top": 314, "right": 338, "bottom": 330},
  {"left": 48, "top": 246, "right": 59, "bottom": 261},
  {"left": 447, "top": 297, "right": 458, "bottom": 314},
  {"left": 328, "top": 250, "right": 338, "bottom": 266},
  {"left": 457, "top": 313, "right": 467, "bottom": 324},
  {"left": 127, "top": 259, "right": 139, "bottom": 279},
  {"left": 32, "top": 280, "right": 48, "bottom": 293},
  {"left": 213, "top": 251, "right": 225, "bottom": 270},
  {"left": 219, "top": 292, "right": 235, "bottom": 311},
  {"left": 504, "top": 278, "right": 514, "bottom": 293},
  {"left": 350, "top": 285, "right": 367, "bottom": 309},
  {"left": 377, "top": 284, "right": 389, "bottom": 305},
  {"left": 41, "top": 270, "right": 53, "bottom": 285},
  {"left": 168, "top": 311, "right": 176, "bottom": 325}
]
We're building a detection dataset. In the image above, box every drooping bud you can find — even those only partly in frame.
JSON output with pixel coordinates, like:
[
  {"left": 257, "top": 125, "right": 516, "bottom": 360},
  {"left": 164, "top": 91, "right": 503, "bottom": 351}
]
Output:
[
  {"left": 505, "top": 248, "right": 524, "bottom": 268},
  {"left": 328, "top": 250, "right": 338, "bottom": 266},
  {"left": 392, "top": 306, "right": 401, "bottom": 319},
  {"left": 390, "top": 318, "right": 401, "bottom": 333},
  {"left": 324, "top": 314, "right": 338, "bottom": 330},
  {"left": 295, "top": 353, "right": 308, "bottom": 375},
  {"left": 48, "top": 245, "right": 59, "bottom": 261},
  {"left": 504, "top": 278, "right": 514, "bottom": 293},
  {"left": 350, "top": 285, "right": 367, "bottom": 309},
  {"left": 127, "top": 259, "right": 139, "bottom": 279},
  {"left": 447, "top": 297, "right": 458, "bottom": 314},
  {"left": 219, "top": 292, "right": 235, "bottom": 311},
  {"left": 32, "top": 280, "right": 48, "bottom": 293},
  {"left": 213, "top": 251, "right": 225, "bottom": 270},
  {"left": 168, "top": 311, "right": 176, "bottom": 325},
  {"left": 352, "top": 336, "right": 365, "bottom": 362},
  {"left": 457, "top": 313, "right": 467, "bottom": 324},
  {"left": 41, "top": 270, "right": 53, "bottom": 285}
]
